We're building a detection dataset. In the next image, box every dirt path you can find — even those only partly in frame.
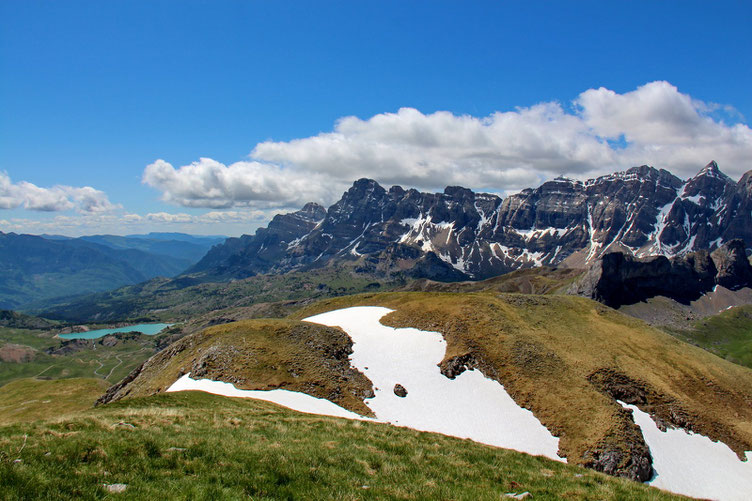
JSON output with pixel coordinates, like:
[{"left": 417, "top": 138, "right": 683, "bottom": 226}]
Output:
[
  {"left": 104, "top": 355, "right": 123, "bottom": 380},
  {"left": 33, "top": 364, "right": 57, "bottom": 378}
]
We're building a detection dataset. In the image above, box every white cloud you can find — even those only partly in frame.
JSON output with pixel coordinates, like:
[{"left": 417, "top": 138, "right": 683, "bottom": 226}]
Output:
[
  {"left": 0, "top": 172, "right": 120, "bottom": 213},
  {"left": 145, "top": 210, "right": 269, "bottom": 225},
  {"left": 142, "top": 158, "right": 337, "bottom": 209},
  {"left": 253, "top": 103, "right": 613, "bottom": 190},
  {"left": 0, "top": 209, "right": 270, "bottom": 237},
  {"left": 146, "top": 212, "right": 194, "bottom": 224},
  {"left": 142, "top": 81, "right": 752, "bottom": 210}
]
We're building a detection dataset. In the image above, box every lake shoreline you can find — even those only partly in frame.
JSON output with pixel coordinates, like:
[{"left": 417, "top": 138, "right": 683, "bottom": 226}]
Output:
[{"left": 58, "top": 323, "right": 172, "bottom": 340}]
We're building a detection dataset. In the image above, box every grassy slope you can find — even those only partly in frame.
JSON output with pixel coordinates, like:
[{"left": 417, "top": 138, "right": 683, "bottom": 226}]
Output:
[
  {"left": 404, "top": 266, "right": 582, "bottom": 295},
  {"left": 665, "top": 304, "right": 752, "bottom": 369},
  {"left": 32, "top": 267, "right": 398, "bottom": 323},
  {"left": 0, "top": 391, "right": 685, "bottom": 500},
  {"left": 0, "top": 326, "right": 165, "bottom": 388},
  {"left": 99, "top": 319, "right": 374, "bottom": 416},
  {"left": 0, "top": 378, "right": 109, "bottom": 426},
  {"left": 291, "top": 292, "right": 752, "bottom": 471}
]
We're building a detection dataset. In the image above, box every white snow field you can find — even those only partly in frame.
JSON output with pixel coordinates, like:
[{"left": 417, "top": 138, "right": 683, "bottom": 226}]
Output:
[
  {"left": 620, "top": 401, "right": 752, "bottom": 501},
  {"left": 167, "top": 373, "right": 364, "bottom": 420},
  {"left": 167, "top": 306, "right": 563, "bottom": 462},
  {"left": 303, "top": 306, "right": 564, "bottom": 461}
]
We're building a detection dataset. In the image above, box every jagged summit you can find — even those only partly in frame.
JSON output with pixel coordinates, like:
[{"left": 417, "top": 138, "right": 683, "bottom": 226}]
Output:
[
  {"left": 188, "top": 161, "right": 752, "bottom": 281},
  {"left": 695, "top": 160, "right": 728, "bottom": 179}
]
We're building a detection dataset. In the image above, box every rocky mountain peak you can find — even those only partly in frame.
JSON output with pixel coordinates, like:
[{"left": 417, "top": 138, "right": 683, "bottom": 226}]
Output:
[
  {"left": 738, "top": 170, "right": 752, "bottom": 193},
  {"left": 349, "top": 178, "right": 386, "bottom": 196},
  {"left": 187, "top": 161, "right": 752, "bottom": 282},
  {"left": 443, "top": 186, "right": 474, "bottom": 199},
  {"left": 297, "top": 202, "right": 327, "bottom": 221},
  {"left": 681, "top": 160, "right": 735, "bottom": 199},
  {"left": 696, "top": 160, "right": 726, "bottom": 179}
]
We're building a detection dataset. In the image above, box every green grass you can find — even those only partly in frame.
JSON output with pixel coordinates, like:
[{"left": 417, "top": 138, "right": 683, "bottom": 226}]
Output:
[
  {"left": 105, "top": 319, "right": 374, "bottom": 415},
  {"left": 31, "top": 267, "right": 400, "bottom": 324},
  {"left": 0, "top": 391, "right": 685, "bottom": 500},
  {"left": 666, "top": 304, "right": 752, "bottom": 368},
  {"left": 0, "top": 326, "right": 164, "bottom": 388},
  {"left": 0, "top": 327, "right": 57, "bottom": 351},
  {"left": 0, "top": 378, "right": 109, "bottom": 426},
  {"left": 290, "top": 291, "right": 752, "bottom": 469}
]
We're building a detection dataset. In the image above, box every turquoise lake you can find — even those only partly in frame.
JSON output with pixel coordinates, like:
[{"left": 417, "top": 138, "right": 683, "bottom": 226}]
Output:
[{"left": 59, "top": 323, "right": 172, "bottom": 340}]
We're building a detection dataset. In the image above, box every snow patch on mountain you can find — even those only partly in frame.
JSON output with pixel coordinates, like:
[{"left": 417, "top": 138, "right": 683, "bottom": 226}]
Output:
[
  {"left": 304, "top": 306, "right": 565, "bottom": 461},
  {"left": 620, "top": 401, "right": 752, "bottom": 501},
  {"left": 167, "top": 373, "right": 364, "bottom": 420}
]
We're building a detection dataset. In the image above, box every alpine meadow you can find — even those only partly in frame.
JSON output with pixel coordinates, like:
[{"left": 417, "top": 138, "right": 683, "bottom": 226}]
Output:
[{"left": 2, "top": 2, "right": 752, "bottom": 500}]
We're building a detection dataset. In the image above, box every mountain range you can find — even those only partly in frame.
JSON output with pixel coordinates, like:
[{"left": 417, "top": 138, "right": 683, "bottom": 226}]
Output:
[
  {"left": 5, "top": 163, "right": 752, "bottom": 499},
  {"left": 187, "top": 161, "right": 752, "bottom": 282},
  {"left": 0, "top": 232, "right": 225, "bottom": 309}
]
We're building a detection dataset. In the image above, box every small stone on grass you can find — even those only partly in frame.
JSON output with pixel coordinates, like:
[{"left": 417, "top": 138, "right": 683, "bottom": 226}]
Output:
[{"left": 104, "top": 483, "right": 127, "bottom": 493}]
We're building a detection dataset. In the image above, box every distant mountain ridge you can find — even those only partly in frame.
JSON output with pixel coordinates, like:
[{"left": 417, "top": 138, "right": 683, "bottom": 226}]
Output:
[
  {"left": 0, "top": 232, "right": 225, "bottom": 309},
  {"left": 187, "top": 161, "right": 752, "bottom": 281},
  {"left": 41, "top": 232, "right": 225, "bottom": 264}
]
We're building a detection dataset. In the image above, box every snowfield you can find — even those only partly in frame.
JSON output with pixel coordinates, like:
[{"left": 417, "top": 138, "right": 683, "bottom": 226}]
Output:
[
  {"left": 165, "top": 306, "right": 752, "bottom": 499},
  {"left": 167, "top": 373, "right": 364, "bottom": 420},
  {"left": 167, "top": 306, "right": 563, "bottom": 462},
  {"left": 620, "top": 401, "right": 752, "bottom": 501},
  {"left": 304, "top": 306, "right": 564, "bottom": 461}
]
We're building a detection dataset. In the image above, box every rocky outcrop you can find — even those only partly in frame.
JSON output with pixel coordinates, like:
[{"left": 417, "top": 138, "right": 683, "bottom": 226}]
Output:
[
  {"left": 186, "top": 161, "right": 752, "bottom": 281},
  {"left": 439, "top": 353, "right": 480, "bottom": 379},
  {"left": 711, "top": 239, "right": 752, "bottom": 290},
  {"left": 186, "top": 202, "right": 326, "bottom": 280},
  {"left": 570, "top": 240, "right": 752, "bottom": 307},
  {"left": 96, "top": 319, "right": 375, "bottom": 415}
]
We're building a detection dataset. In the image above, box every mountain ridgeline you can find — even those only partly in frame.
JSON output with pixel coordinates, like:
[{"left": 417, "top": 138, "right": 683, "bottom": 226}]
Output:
[
  {"left": 0, "top": 232, "right": 225, "bottom": 309},
  {"left": 187, "top": 161, "right": 752, "bottom": 282}
]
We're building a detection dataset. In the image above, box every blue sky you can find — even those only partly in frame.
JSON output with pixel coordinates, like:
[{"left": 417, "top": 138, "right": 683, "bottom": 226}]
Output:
[{"left": 1, "top": 1, "right": 751, "bottom": 236}]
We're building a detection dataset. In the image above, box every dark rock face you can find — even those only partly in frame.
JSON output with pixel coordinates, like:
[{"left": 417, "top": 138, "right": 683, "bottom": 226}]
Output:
[
  {"left": 439, "top": 353, "right": 479, "bottom": 379},
  {"left": 186, "top": 202, "right": 327, "bottom": 280},
  {"left": 583, "top": 439, "right": 653, "bottom": 482},
  {"left": 711, "top": 239, "right": 752, "bottom": 290},
  {"left": 187, "top": 162, "right": 752, "bottom": 281},
  {"left": 571, "top": 239, "right": 752, "bottom": 307}
]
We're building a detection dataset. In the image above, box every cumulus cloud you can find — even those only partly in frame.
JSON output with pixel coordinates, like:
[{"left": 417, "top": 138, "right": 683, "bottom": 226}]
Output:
[
  {"left": 142, "top": 158, "right": 337, "bottom": 209},
  {"left": 253, "top": 103, "right": 613, "bottom": 190},
  {"left": 143, "top": 81, "right": 752, "bottom": 210},
  {"left": 0, "top": 172, "right": 120, "bottom": 213}
]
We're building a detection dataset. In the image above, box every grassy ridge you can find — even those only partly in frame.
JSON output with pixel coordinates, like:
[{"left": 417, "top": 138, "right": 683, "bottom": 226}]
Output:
[
  {"left": 0, "top": 391, "right": 684, "bottom": 500},
  {"left": 292, "top": 291, "right": 752, "bottom": 474},
  {"left": 404, "top": 266, "right": 582, "bottom": 295},
  {"left": 98, "top": 319, "right": 374, "bottom": 416}
]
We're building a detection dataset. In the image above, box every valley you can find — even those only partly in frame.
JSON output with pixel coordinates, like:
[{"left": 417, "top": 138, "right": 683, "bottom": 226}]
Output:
[
  {"left": 3, "top": 164, "right": 752, "bottom": 500},
  {"left": 6, "top": 4, "right": 752, "bottom": 499}
]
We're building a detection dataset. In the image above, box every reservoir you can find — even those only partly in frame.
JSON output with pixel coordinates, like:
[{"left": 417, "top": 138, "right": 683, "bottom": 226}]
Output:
[{"left": 59, "top": 323, "right": 172, "bottom": 340}]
